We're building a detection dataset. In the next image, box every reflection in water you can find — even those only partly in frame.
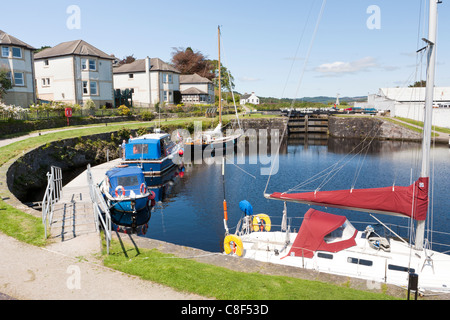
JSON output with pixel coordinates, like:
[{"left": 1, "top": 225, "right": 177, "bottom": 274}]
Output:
[{"left": 130, "top": 132, "right": 449, "bottom": 254}]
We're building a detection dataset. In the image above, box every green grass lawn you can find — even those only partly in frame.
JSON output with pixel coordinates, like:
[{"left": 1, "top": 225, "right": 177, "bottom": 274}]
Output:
[{"left": 103, "top": 240, "right": 399, "bottom": 300}]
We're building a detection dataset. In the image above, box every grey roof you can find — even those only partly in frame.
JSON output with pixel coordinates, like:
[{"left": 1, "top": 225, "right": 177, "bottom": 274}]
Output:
[
  {"left": 180, "top": 73, "right": 212, "bottom": 84},
  {"left": 240, "top": 93, "right": 252, "bottom": 99},
  {"left": 34, "top": 40, "right": 113, "bottom": 60},
  {"left": 113, "top": 58, "right": 180, "bottom": 74},
  {"left": 181, "top": 87, "right": 207, "bottom": 95},
  {"left": 0, "top": 30, "right": 35, "bottom": 50}
]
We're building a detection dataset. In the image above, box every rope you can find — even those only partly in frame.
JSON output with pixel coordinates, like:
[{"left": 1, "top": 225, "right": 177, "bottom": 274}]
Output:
[{"left": 264, "top": 0, "right": 327, "bottom": 195}]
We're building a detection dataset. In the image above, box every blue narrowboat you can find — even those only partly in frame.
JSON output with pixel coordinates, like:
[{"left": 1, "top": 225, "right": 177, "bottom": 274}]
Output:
[
  {"left": 100, "top": 166, "right": 152, "bottom": 228},
  {"left": 121, "top": 133, "right": 182, "bottom": 176}
]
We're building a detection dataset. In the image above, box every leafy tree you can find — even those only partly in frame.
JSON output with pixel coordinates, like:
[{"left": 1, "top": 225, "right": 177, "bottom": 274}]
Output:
[
  {"left": 0, "top": 69, "right": 13, "bottom": 102},
  {"left": 118, "top": 55, "right": 136, "bottom": 66},
  {"left": 209, "top": 59, "right": 235, "bottom": 93},
  {"left": 171, "top": 47, "right": 215, "bottom": 80},
  {"left": 409, "top": 80, "right": 426, "bottom": 87}
]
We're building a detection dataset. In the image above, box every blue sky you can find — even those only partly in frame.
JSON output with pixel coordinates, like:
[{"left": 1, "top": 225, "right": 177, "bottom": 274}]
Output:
[{"left": 2, "top": 0, "right": 450, "bottom": 98}]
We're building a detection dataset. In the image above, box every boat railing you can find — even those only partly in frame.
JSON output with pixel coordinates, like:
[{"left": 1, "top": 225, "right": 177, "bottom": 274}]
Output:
[
  {"left": 42, "top": 166, "right": 62, "bottom": 238},
  {"left": 86, "top": 164, "right": 112, "bottom": 255}
]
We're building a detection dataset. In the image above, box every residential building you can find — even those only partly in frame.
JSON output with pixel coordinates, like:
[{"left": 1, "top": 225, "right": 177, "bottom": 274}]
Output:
[
  {"left": 113, "top": 57, "right": 180, "bottom": 107},
  {"left": 0, "top": 30, "right": 36, "bottom": 107},
  {"left": 240, "top": 92, "right": 260, "bottom": 105},
  {"left": 180, "top": 73, "right": 214, "bottom": 104},
  {"left": 34, "top": 40, "right": 114, "bottom": 107}
]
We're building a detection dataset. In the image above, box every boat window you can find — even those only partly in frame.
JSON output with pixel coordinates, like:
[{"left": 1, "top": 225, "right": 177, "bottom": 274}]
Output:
[
  {"left": 324, "top": 220, "right": 356, "bottom": 244},
  {"left": 388, "top": 265, "right": 415, "bottom": 273},
  {"left": 317, "top": 252, "right": 333, "bottom": 260},
  {"left": 133, "top": 144, "right": 148, "bottom": 155},
  {"left": 347, "top": 257, "right": 373, "bottom": 266},
  {"left": 117, "top": 176, "right": 139, "bottom": 187}
]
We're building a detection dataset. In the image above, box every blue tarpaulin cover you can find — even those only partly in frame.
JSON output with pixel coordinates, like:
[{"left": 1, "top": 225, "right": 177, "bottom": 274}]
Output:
[
  {"left": 106, "top": 167, "right": 146, "bottom": 195},
  {"left": 239, "top": 200, "right": 253, "bottom": 216},
  {"left": 125, "top": 139, "right": 161, "bottom": 160}
]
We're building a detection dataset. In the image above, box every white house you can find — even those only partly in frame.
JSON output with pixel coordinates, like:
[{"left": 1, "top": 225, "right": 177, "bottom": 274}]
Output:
[
  {"left": 240, "top": 92, "right": 259, "bottom": 105},
  {"left": 113, "top": 57, "right": 180, "bottom": 107},
  {"left": 180, "top": 73, "right": 214, "bottom": 104},
  {"left": 34, "top": 40, "right": 114, "bottom": 107},
  {"left": 0, "top": 30, "right": 36, "bottom": 107}
]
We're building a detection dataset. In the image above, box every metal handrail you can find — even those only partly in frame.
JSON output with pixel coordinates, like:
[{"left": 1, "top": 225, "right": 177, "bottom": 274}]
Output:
[
  {"left": 42, "top": 166, "right": 62, "bottom": 238},
  {"left": 86, "top": 164, "right": 112, "bottom": 254}
]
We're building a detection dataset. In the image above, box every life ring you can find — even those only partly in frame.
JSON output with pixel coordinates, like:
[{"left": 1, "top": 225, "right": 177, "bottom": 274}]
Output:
[
  {"left": 223, "top": 235, "right": 244, "bottom": 257},
  {"left": 252, "top": 214, "right": 272, "bottom": 232},
  {"left": 115, "top": 185, "right": 125, "bottom": 198},
  {"left": 140, "top": 183, "right": 146, "bottom": 195}
]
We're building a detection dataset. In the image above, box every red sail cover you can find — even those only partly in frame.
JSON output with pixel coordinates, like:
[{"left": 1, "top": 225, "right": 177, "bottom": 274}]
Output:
[
  {"left": 271, "top": 177, "right": 429, "bottom": 221},
  {"left": 285, "top": 208, "right": 357, "bottom": 259}
]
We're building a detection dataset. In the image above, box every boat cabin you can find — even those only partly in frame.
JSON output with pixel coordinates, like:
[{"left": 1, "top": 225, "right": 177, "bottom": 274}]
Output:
[
  {"left": 105, "top": 166, "right": 146, "bottom": 198},
  {"left": 287, "top": 209, "right": 358, "bottom": 258},
  {"left": 125, "top": 133, "right": 175, "bottom": 160}
]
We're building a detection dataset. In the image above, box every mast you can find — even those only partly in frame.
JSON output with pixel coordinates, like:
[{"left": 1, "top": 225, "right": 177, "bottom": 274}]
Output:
[
  {"left": 416, "top": 0, "right": 439, "bottom": 250},
  {"left": 218, "top": 26, "right": 222, "bottom": 125}
]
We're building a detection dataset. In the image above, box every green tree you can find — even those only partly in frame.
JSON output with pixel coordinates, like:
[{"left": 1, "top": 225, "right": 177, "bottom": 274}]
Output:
[
  {"left": 209, "top": 59, "right": 235, "bottom": 92},
  {"left": 409, "top": 80, "right": 426, "bottom": 87},
  {"left": 0, "top": 69, "right": 13, "bottom": 102}
]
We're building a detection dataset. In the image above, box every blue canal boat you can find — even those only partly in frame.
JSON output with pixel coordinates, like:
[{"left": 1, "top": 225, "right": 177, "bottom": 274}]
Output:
[
  {"left": 99, "top": 166, "right": 152, "bottom": 228},
  {"left": 121, "top": 132, "right": 181, "bottom": 176}
]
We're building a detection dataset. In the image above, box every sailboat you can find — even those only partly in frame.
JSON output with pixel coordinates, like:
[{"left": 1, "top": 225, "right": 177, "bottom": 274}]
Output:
[
  {"left": 224, "top": 0, "right": 450, "bottom": 294},
  {"left": 183, "top": 26, "right": 241, "bottom": 157}
]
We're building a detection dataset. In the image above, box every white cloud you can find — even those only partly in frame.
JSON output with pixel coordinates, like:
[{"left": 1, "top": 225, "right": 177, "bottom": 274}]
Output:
[{"left": 314, "top": 56, "right": 383, "bottom": 77}]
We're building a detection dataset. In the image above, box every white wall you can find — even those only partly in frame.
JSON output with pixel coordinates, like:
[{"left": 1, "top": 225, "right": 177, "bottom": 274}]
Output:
[{"left": 392, "top": 103, "right": 450, "bottom": 129}]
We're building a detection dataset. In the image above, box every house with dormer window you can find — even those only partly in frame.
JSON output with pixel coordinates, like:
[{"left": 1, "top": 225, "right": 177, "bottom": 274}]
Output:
[
  {"left": 34, "top": 39, "right": 114, "bottom": 107},
  {"left": 0, "top": 30, "right": 36, "bottom": 106}
]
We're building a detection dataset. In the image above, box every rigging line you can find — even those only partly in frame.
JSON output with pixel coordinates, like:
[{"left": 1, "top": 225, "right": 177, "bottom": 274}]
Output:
[
  {"left": 287, "top": 122, "right": 380, "bottom": 193},
  {"left": 350, "top": 124, "right": 384, "bottom": 190},
  {"left": 280, "top": 0, "right": 315, "bottom": 99},
  {"left": 264, "top": 0, "right": 327, "bottom": 196}
]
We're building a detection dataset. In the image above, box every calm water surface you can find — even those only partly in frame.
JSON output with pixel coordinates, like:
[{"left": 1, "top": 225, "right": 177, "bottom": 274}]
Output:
[{"left": 139, "top": 137, "right": 450, "bottom": 253}]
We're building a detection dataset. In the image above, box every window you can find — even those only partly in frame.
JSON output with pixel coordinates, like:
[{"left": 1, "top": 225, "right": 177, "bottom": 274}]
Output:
[
  {"left": 128, "top": 73, "right": 134, "bottom": 79},
  {"left": 14, "top": 72, "right": 24, "bottom": 86},
  {"left": 1, "top": 46, "right": 9, "bottom": 57},
  {"left": 12, "top": 47, "right": 22, "bottom": 58},
  {"left": 90, "top": 81, "right": 98, "bottom": 95},
  {"left": 347, "top": 257, "right": 373, "bottom": 266},
  {"left": 317, "top": 252, "right": 333, "bottom": 260},
  {"left": 132, "top": 144, "right": 148, "bottom": 155},
  {"left": 83, "top": 81, "right": 89, "bottom": 94},
  {"left": 117, "top": 176, "right": 139, "bottom": 187},
  {"left": 42, "top": 78, "right": 51, "bottom": 87},
  {"left": 388, "top": 265, "right": 415, "bottom": 273},
  {"left": 164, "top": 91, "right": 168, "bottom": 101},
  {"left": 168, "top": 74, "right": 172, "bottom": 83},
  {"left": 82, "top": 58, "right": 97, "bottom": 71},
  {"left": 81, "top": 59, "right": 88, "bottom": 70},
  {"left": 89, "top": 59, "right": 96, "bottom": 71},
  {"left": 44, "top": 59, "right": 49, "bottom": 66}
]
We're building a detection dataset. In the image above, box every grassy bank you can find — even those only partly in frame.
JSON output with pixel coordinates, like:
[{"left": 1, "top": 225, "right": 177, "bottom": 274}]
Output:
[{"left": 103, "top": 239, "right": 398, "bottom": 300}]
